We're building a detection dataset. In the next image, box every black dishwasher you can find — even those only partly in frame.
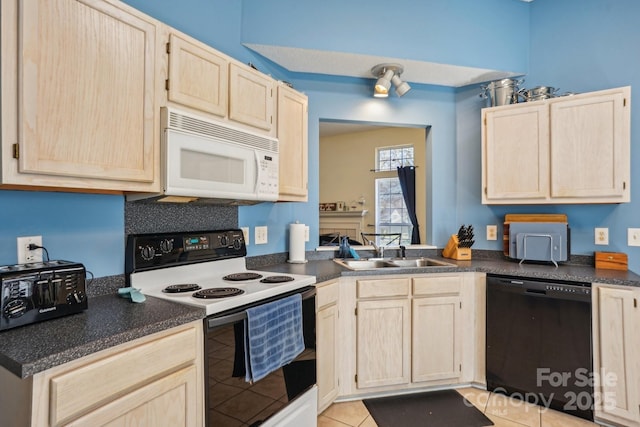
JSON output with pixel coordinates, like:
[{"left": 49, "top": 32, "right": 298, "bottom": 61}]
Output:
[{"left": 486, "top": 274, "right": 593, "bottom": 421}]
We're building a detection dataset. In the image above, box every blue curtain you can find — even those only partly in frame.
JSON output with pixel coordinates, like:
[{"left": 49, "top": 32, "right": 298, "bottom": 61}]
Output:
[{"left": 397, "top": 166, "right": 420, "bottom": 244}]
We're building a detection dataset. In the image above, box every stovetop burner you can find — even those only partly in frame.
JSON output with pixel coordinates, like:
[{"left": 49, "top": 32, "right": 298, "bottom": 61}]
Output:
[
  {"left": 162, "top": 284, "right": 202, "bottom": 294},
  {"left": 192, "top": 287, "right": 245, "bottom": 299},
  {"left": 260, "top": 275, "right": 295, "bottom": 284},
  {"left": 223, "top": 272, "right": 263, "bottom": 281}
]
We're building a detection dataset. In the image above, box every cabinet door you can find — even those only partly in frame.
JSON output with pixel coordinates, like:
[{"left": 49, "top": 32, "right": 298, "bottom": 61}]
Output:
[
  {"left": 317, "top": 303, "right": 338, "bottom": 412},
  {"left": 550, "top": 90, "right": 630, "bottom": 201},
  {"left": 317, "top": 281, "right": 339, "bottom": 412},
  {"left": 277, "top": 85, "right": 308, "bottom": 201},
  {"left": 17, "top": 0, "right": 156, "bottom": 186},
  {"left": 167, "top": 33, "right": 228, "bottom": 117},
  {"left": 66, "top": 365, "right": 199, "bottom": 427},
  {"left": 356, "top": 299, "right": 410, "bottom": 389},
  {"left": 229, "top": 63, "right": 274, "bottom": 132},
  {"left": 594, "top": 286, "right": 640, "bottom": 425},
  {"left": 412, "top": 295, "right": 462, "bottom": 383},
  {"left": 482, "top": 104, "right": 549, "bottom": 203}
]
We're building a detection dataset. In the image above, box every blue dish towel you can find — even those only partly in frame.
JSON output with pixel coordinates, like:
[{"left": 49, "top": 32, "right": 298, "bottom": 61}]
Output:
[{"left": 244, "top": 293, "right": 304, "bottom": 383}]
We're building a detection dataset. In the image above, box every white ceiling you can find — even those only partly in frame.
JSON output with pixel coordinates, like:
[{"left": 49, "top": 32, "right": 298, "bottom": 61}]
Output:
[{"left": 245, "top": 44, "right": 525, "bottom": 88}]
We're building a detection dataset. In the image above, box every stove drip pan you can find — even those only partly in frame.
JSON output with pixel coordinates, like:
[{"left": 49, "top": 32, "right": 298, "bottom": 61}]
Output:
[
  {"left": 223, "top": 272, "right": 263, "bottom": 281},
  {"left": 162, "top": 284, "right": 202, "bottom": 293},
  {"left": 192, "top": 288, "right": 245, "bottom": 299},
  {"left": 260, "top": 276, "right": 295, "bottom": 284}
]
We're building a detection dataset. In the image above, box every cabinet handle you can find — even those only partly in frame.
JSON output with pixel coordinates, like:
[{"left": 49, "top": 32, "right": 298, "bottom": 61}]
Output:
[{"left": 12, "top": 143, "right": 19, "bottom": 159}]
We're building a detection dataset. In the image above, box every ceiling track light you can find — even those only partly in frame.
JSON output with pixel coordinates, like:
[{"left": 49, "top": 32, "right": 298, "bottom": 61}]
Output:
[{"left": 371, "top": 63, "right": 412, "bottom": 98}]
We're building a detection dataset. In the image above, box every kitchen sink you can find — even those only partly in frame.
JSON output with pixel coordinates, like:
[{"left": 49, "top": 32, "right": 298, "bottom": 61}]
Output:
[
  {"left": 336, "top": 259, "right": 398, "bottom": 269},
  {"left": 388, "top": 257, "right": 457, "bottom": 267},
  {"left": 334, "top": 257, "right": 457, "bottom": 270}
]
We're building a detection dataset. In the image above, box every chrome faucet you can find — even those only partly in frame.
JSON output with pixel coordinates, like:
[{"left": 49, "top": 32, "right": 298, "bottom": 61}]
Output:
[{"left": 363, "top": 235, "right": 385, "bottom": 258}]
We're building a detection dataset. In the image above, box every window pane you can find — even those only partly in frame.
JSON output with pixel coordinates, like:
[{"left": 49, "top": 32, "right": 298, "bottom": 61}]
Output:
[{"left": 376, "top": 145, "right": 414, "bottom": 171}]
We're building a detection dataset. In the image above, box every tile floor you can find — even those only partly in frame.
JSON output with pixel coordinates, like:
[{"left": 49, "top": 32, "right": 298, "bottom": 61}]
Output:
[{"left": 318, "top": 387, "right": 603, "bottom": 427}]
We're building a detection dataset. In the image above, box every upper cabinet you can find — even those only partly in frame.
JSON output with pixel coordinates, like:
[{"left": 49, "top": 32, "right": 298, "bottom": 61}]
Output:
[
  {"left": 482, "top": 86, "right": 631, "bottom": 204},
  {"left": 166, "top": 33, "right": 229, "bottom": 118},
  {"left": 277, "top": 83, "right": 309, "bottom": 201},
  {"left": 165, "top": 30, "right": 275, "bottom": 136},
  {"left": 229, "top": 63, "right": 275, "bottom": 134},
  {"left": 0, "top": 0, "right": 160, "bottom": 192}
]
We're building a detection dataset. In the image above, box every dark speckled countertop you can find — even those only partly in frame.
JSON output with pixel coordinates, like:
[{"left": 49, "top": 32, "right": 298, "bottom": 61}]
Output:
[
  {"left": 0, "top": 293, "right": 205, "bottom": 378},
  {"left": 3, "top": 250, "right": 638, "bottom": 380},
  {"left": 254, "top": 252, "right": 640, "bottom": 287}
]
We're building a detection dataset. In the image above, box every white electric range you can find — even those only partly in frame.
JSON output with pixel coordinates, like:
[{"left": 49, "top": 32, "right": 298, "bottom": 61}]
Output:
[
  {"left": 126, "top": 229, "right": 316, "bottom": 315},
  {"left": 125, "top": 229, "right": 318, "bottom": 427}
]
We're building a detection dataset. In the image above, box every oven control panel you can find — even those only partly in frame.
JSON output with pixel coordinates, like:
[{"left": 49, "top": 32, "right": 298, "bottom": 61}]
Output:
[{"left": 125, "top": 229, "right": 246, "bottom": 273}]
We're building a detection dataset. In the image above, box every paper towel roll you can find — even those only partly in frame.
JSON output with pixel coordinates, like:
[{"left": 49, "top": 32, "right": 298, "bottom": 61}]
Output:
[{"left": 288, "top": 223, "right": 307, "bottom": 263}]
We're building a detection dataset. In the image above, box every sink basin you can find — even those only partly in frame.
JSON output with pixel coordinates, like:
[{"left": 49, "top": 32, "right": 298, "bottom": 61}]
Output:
[
  {"left": 388, "top": 257, "right": 457, "bottom": 267},
  {"left": 335, "top": 259, "right": 397, "bottom": 270},
  {"left": 334, "top": 257, "right": 456, "bottom": 270}
]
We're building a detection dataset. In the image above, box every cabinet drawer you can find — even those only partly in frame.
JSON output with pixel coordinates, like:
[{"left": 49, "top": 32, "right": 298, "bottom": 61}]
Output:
[
  {"left": 357, "top": 278, "right": 411, "bottom": 299},
  {"left": 317, "top": 281, "right": 339, "bottom": 309},
  {"left": 413, "top": 276, "right": 461, "bottom": 296},
  {"left": 49, "top": 326, "right": 198, "bottom": 425}
]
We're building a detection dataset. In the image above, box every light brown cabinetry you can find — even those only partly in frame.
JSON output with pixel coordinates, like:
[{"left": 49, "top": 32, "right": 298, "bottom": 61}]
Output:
[
  {"left": 338, "top": 273, "right": 480, "bottom": 398},
  {"left": 412, "top": 276, "right": 463, "bottom": 383},
  {"left": 229, "top": 63, "right": 275, "bottom": 133},
  {"left": 482, "top": 86, "right": 630, "bottom": 204},
  {"left": 355, "top": 278, "right": 412, "bottom": 389},
  {"left": 164, "top": 30, "right": 275, "bottom": 136},
  {"left": 592, "top": 283, "right": 640, "bottom": 427},
  {"left": 0, "top": 321, "right": 203, "bottom": 427},
  {"left": 277, "top": 83, "right": 309, "bottom": 201},
  {"left": 316, "top": 280, "right": 340, "bottom": 413},
  {"left": 166, "top": 32, "right": 229, "bottom": 118},
  {"left": 0, "top": 0, "right": 160, "bottom": 192}
]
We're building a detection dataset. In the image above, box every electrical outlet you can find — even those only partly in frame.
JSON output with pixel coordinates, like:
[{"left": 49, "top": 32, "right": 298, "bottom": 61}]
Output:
[
  {"left": 17, "top": 236, "right": 43, "bottom": 263},
  {"left": 595, "top": 228, "right": 609, "bottom": 245},
  {"left": 486, "top": 225, "right": 498, "bottom": 241},
  {"left": 304, "top": 226, "right": 310, "bottom": 242},
  {"left": 628, "top": 228, "right": 640, "bottom": 247},
  {"left": 255, "top": 226, "right": 268, "bottom": 245},
  {"left": 241, "top": 227, "right": 250, "bottom": 245}
]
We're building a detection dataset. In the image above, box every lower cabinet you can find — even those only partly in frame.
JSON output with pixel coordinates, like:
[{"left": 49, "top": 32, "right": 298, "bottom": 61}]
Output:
[
  {"left": 316, "top": 280, "right": 340, "bottom": 413},
  {"left": 412, "top": 276, "right": 463, "bottom": 383},
  {"left": 0, "top": 321, "right": 204, "bottom": 427},
  {"left": 592, "top": 283, "right": 640, "bottom": 427},
  {"left": 337, "top": 273, "right": 480, "bottom": 398},
  {"left": 356, "top": 278, "right": 411, "bottom": 389}
]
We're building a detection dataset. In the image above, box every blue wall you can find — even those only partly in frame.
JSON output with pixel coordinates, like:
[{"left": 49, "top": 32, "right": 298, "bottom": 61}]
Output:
[{"left": 2, "top": 0, "right": 639, "bottom": 274}]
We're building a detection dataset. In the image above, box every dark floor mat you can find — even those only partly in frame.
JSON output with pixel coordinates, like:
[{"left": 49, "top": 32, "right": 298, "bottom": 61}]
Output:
[{"left": 363, "top": 389, "right": 494, "bottom": 427}]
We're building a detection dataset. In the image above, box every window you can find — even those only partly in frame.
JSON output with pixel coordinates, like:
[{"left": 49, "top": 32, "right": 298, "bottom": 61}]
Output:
[
  {"left": 374, "top": 145, "right": 414, "bottom": 245},
  {"left": 376, "top": 145, "right": 414, "bottom": 171}
]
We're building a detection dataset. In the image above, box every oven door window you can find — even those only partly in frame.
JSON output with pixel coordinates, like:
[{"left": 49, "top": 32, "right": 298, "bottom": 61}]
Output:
[
  {"left": 165, "top": 129, "right": 258, "bottom": 198},
  {"left": 205, "top": 296, "right": 316, "bottom": 426}
]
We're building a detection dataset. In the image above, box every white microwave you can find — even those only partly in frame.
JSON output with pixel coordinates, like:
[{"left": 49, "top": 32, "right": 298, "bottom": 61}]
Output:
[{"left": 129, "top": 107, "right": 279, "bottom": 204}]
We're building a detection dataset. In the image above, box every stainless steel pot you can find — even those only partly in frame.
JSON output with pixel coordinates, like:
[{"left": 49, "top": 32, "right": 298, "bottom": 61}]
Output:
[
  {"left": 480, "top": 78, "right": 524, "bottom": 107},
  {"left": 518, "top": 86, "right": 559, "bottom": 102}
]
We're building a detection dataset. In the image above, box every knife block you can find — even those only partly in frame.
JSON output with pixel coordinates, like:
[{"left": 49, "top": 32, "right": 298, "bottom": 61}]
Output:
[{"left": 442, "top": 234, "right": 472, "bottom": 261}]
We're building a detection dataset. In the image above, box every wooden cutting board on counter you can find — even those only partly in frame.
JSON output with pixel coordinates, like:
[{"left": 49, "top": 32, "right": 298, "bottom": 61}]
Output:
[{"left": 503, "top": 214, "right": 568, "bottom": 255}]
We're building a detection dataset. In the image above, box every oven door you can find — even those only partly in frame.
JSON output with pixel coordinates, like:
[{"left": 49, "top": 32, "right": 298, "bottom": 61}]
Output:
[{"left": 204, "top": 286, "right": 316, "bottom": 427}]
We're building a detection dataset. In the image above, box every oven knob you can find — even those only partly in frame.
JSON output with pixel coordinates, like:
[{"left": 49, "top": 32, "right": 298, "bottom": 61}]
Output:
[
  {"left": 140, "top": 245, "right": 156, "bottom": 260},
  {"left": 233, "top": 238, "right": 243, "bottom": 250},
  {"left": 160, "top": 239, "right": 174, "bottom": 253},
  {"left": 219, "top": 235, "right": 229, "bottom": 247}
]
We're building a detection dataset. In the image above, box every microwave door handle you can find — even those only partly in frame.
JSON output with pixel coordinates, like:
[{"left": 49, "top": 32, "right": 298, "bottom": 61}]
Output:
[{"left": 254, "top": 151, "right": 260, "bottom": 192}]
